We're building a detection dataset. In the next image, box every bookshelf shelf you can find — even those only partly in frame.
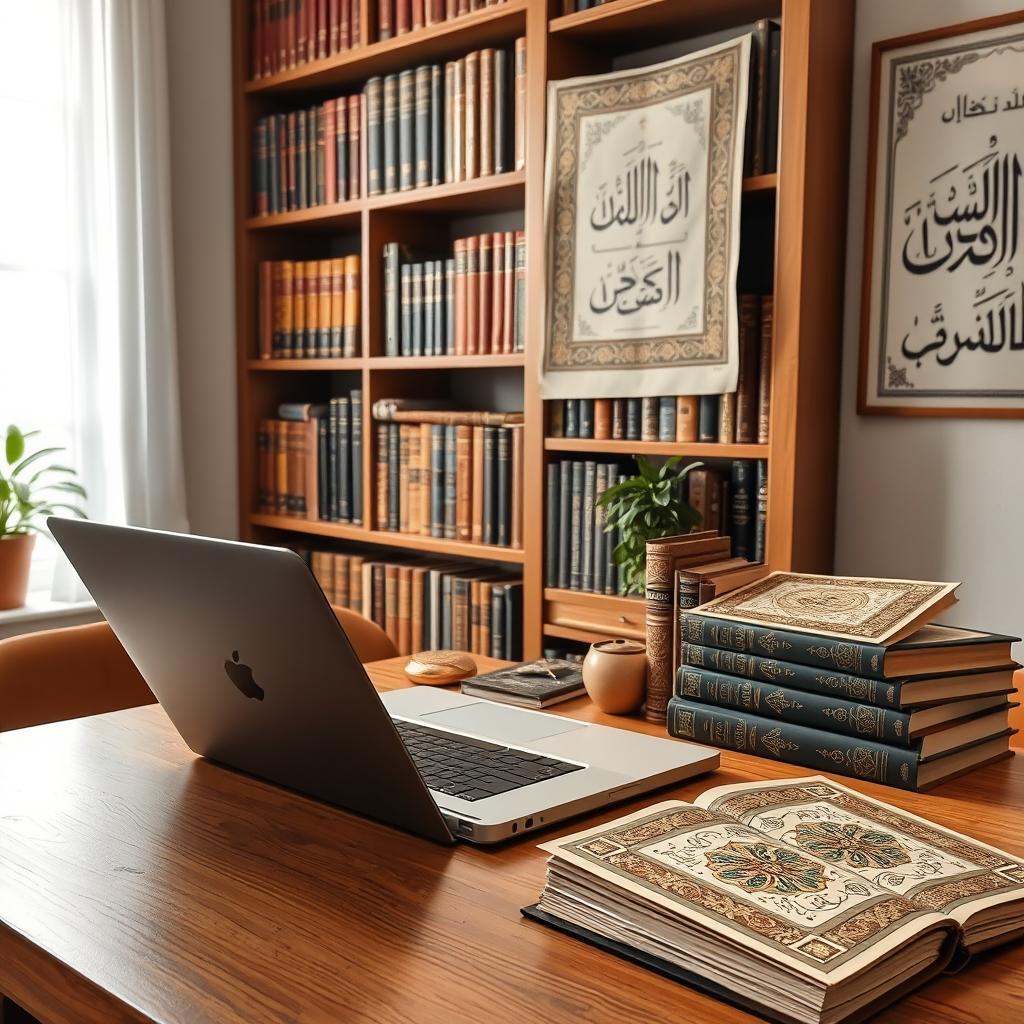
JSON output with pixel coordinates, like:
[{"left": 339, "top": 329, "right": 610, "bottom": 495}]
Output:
[
  {"left": 369, "top": 354, "right": 525, "bottom": 370},
  {"left": 543, "top": 438, "right": 770, "bottom": 459},
  {"left": 365, "top": 171, "right": 526, "bottom": 214},
  {"left": 245, "top": 0, "right": 528, "bottom": 96},
  {"left": 248, "top": 358, "right": 365, "bottom": 371},
  {"left": 549, "top": 0, "right": 781, "bottom": 43},
  {"left": 233, "top": 0, "right": 854, "bottom": 660},
  {"left": 245, "top": 201, "right": 362, "bottom": 231}
]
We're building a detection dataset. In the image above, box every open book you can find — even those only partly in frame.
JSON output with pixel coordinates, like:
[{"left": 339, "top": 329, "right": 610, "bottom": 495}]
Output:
[{"left": 527, "top": 776, "right": 1024, "bottom": 1024}]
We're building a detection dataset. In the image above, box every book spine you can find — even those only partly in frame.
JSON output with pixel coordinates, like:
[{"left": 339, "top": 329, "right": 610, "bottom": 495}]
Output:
[
  {"left": 398, "top": 69, "right": 415, "bottom": 190},
  {"left": 624, "top": 399, "right": 640, "bottom": 440},
  {"left": 644, "top": 536, "right": 678, "bottom": 721},
  {"left": 593, "top": 462, "right": 607, "bottom": 596},
  {"left": 568, "top": 461, "right": 583, "bottom": 590},
  {"left": 455, "top": 424, "right": 472, "bottom": 541},
  {"left": 411, "top": 261, "right": 424, "bottom": 356},
  {"left": 667, "top": 698, "right": 921, "bottom": 789},
  {"left": 374, "top": 422, "right": 388, "bottom": 526},
  {"left": 697, "top": 395, "right": 719, "bottom": 442},
  {"left": 490, "top": 584, "right": 504, "bottom": 659},
  {"left": 304, "top": 260, "right": 318, "bottom": 357},
  {"left": 754, "top": 459, "right": 767, "bottom": 563},
  {"left": 580, "top": 460, "right": 595, "bottom": 592},
  {"left": 343, "top": 254, "right": 359, "bottom": 358},
  {"left": 315, "top": 104, "right": 326, "bottom": 204},
  {"left": 287, "top": 111, "right": 299, "bottom": 210},
  {"left": 503, "top": 582, "right": 522, "bottom": 661},
  {"left": 513, "top": 230, "right": 526, "bottom": 352},
  {"left": 452, "top": 58, "right": 465, "bottom": 182},
  {"left": 350, "top": 388, "right": 363, "bottom": 524},
  {"left": 729, "top": 459, "right": 755, "bottom": 559},
  {"left": 479, "top": 49, "right": 494, "bottom": 177},
  {"left": 579, "top": 399, "right": 594, "bottom": 439},
  {"left": 430, "top": 64, "right": 443, "bottom": 187},
  {"left": 657, "top": 397, "right": 676, "bottom": 441},
  {"left": 680, "top": 613, "right": 892, "bottom": 679},
  {"left": 482, "top": 426, "right": 497, "bottom": 545},
  {"left": 323, "top": 99, "right": 337, "bottom": 204},
  {"left": 557, "top": 460, "right": 571, "bottom": 590},
  {"left": 387, "top": 423, "right": 400, "bottom": 529},
  {"left": 414, "top": 65, "right": 431, "bottom": 189},
  {"left": 383, "top": 243, "right": 399, "bottom": 356},
  {"left": 470, "top": 424, "right": 484, "bottom": 542},
  {"left": 681, "top": 643, "right": 904, "bottom": 709},
  {"left": 453, "top": 237, "right": 468, "bottom": 355},
  {"left": 717, "top": 391, "right": 736, "bottom": 444},
  {"left": 443, "top": 424, "right": 457, "bottom": 540},
  {"left": 347, "top": 94, "right": 361, "bottom": 198},
  {"left": 465, "top": 235, "right": 479, "bottom": 354},
  {"left": 765, "top": 23, "right": 782, "bottom": 173},
  {"left": 514, "top": 36, "right": 526, "bottom": 170},
  {"left": 478, "top": 232, "right": 492, "bottom": 354},
  {"left": 329, "top": 257, "right": 343, "bottom": 357},
  {"left": 464, "top": 50, "right": 479, "bottom": 179},
  {"left": 490, "top": 231, "right": 504, "bottom": 355},
  {"left": 593, "top": 399, "right": 611, "bottom": 441},
  {"left": 545, "top": 461, "right": 560, "bottom": 588},
  {"left": 395, "top": 0, "right": 409, "bottom": 34},
  {"left": 496, "top": 426, "right": 511, "bottom": 547},
  {"left": 610, "top": 399, "right": 624, "bottom": 439},
  {"left": 675, "top": 396, "right": 698, "bottom": 442},
  {"left": 736, "top": 294, "right": 760, "bottom": 443},
  {"left": 674, "top": 665, "right": 916, "bottom": 746},
  {"left": 254, "top": 120, "right": 269, "bottom": 214},
  {"left": 382, "top": 74, "right": 399, "bottom": 193},
  {"left": 757, "top": 295, "right": 773, "bottom": 443},
  {"left": 336, "top": 396, "right": 351, "bottom": 521},
  {"left": 411, "top": 0, "right": 424, "bottom": 30},
  {"left": 335, "top": 98, "right": 348, "bottom": 200},
  {"left": 430, "top": 424, "right": 445, "bottom": 537},
  {"left": 493, "top": 48, "right": 508, "bottom": 175},
  {"left": 418, "top": 421, "right": 432, "bottom": 535},
  {"left": 445, "top": 256, "right": 455, "bottom": 354},
  {"left": 640, "top": 397, "right": 658, "bottom": 442},
  {"left": 318, "top": 259, "right": 332, "bottom": 356}
]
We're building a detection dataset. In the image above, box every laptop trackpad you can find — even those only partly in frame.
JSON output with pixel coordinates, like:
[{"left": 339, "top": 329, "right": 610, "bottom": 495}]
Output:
[{"left": 419, "top": 702, "right": 587, "bottom": 744}]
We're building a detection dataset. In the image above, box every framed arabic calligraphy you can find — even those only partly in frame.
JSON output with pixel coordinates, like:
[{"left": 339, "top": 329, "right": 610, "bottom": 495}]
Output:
[
  {"left": 859, "top": 12, "right": 1024, "bottom": 417},
  {"left": 540, "top": 36, "right": 749, "bottom": 400}
]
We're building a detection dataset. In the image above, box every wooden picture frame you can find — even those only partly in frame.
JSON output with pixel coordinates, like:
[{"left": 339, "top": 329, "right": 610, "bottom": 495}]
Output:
[{"left": 858, "top": 11, "right": 1024, "bottom": 418}]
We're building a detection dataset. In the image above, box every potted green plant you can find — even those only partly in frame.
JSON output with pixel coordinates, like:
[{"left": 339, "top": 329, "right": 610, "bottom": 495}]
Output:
[
  {"left": 0, "top": 425, "right": 87, "bottom": 610},
  {"left": 596, "top": 456, "right": 703, "bottom": 597}
]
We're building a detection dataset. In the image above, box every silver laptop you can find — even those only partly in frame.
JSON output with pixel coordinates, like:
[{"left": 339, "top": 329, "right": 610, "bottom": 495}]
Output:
[{"left": 50, "top": 520, "right": 718, "bottom": 844}]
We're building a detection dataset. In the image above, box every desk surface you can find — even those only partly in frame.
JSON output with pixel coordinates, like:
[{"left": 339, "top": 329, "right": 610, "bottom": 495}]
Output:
[{"left": 1, "top": 656, "right": 1022, "bottom": 1024}]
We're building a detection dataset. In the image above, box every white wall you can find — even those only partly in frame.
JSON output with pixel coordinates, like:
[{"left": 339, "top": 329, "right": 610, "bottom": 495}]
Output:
[
  {"left": 165, "top": 0, "right": 239, "bottom": 538},
  {"left": 836, "top": 0, "right": 1024, "bottom": 652}
]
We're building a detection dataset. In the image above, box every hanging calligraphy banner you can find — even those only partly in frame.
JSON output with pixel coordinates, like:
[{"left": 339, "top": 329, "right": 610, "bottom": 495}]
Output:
[
  {"left": 540, "top": 36, "right": 750, "bottom": 400},
  {"left": 859, "top": 13, "right": 1024, "bottom": 417}
]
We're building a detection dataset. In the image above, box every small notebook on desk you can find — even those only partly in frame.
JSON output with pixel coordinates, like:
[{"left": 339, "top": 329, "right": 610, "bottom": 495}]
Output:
[
  {"left": 461, "top": 659, "right": 585, "bottom": 708},
  {"left": 524, "top": 775, "right": 1024, "bottom": 1024}
]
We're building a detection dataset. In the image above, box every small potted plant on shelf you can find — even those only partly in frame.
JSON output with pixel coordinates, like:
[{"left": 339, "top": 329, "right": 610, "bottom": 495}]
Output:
[
  {"left": 596, "top": 455, "right": 702, "bottom": 597},
  {"left": 0, "top": 425, "right": 87, "bottom": 610}
]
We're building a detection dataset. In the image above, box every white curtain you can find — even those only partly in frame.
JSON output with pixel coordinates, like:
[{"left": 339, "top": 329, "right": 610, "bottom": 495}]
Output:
[{"left": 54, "top": 0, "right": 189, "bottom": 599}]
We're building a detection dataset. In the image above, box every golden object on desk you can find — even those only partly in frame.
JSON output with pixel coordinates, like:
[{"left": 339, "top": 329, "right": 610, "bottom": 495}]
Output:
[
  {"left": 582, "top": 638, "right": 647, "bottom": 714},
  {"left": 404, "top": 650, "right": 477, "bottom": 685}
]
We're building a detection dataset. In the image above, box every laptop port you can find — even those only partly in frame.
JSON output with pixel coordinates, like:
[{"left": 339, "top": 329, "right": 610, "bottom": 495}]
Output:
[{"left": 525, "top": 817, "right": 534, "bottom": 829}]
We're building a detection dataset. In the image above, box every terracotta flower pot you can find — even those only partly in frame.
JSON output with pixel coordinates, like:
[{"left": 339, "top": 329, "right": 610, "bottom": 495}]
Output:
[{"left": 0, "top": 533, "right": 36, "bottom": 610}]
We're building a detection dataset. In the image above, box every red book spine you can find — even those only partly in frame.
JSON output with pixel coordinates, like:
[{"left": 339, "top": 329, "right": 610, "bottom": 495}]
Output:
[
  {"left": 411, "top": 0, "right": 425, "bottom": 30},
  {"left": 323, "top": 99, "right": 337, "bottom": 204},
  {"left": 395, "top": 0, "right": 411, "bottom": 35},
  {"left": 287, "top": 0, "right": 297, "bottom": 67},
  {"left": 339, "top": 0, "right": 351, "bottom": 49},
  {"left": 277, "top": 0, "right": 288, "bottom": 70},
  {"left": 453, "top": 237, "right": 467, "bottom": 355},
  {"left": 317, "top": 0, "right": 328, "bottom": 57},
  {"left": 425, "top": 0, "right": 444, "bottom": 25},
  {"left": 378, "top": 0, "right": 393, "bottom": 40},
  {"left": 329, "top": 0, "right": 340, "bottom": 52},
  {"left": 456, "top": 0, "right": 469, "bottom": 15},
  {"left": 465, "top": 235, "right": 479, "bottom": 355},
  {"left": 477, "top": 232, "right": 492, "bottom": 355},
  {"left": 295, "top": 0, "right": 307, "bottom": 62},
  {"left": 445, "top": 0, "right": 456, "bottom": 18},
  {"left": 490, "top": 231, "right": 502, "bottom": 355},
  {"left": 348, "top": 94, "right": 361, "bottom": 199},
  {"left": 351, "top": 0, "right": 360, "bottom": 45},
  {"left": 502, "top": 230, "right": 514, "bottom": 354}
]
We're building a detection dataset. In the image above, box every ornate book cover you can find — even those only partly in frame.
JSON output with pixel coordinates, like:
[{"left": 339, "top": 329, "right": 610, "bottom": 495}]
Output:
[
  {"left": 693, "top": 572, "right": 960, "bottom": 645},
  {"left": 541, "top": 36, "right": 750, "bottom": 400}
]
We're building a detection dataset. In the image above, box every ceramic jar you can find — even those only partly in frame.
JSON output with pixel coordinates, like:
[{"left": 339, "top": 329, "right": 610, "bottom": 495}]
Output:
[{"left": 582, "top": 638, "right": 647, "bottom": 714}]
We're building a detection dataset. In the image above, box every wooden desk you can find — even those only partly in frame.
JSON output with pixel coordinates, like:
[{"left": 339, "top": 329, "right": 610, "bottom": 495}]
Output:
[{"left": 1, "top": 656, "right": 1021, "bottom": 1024}]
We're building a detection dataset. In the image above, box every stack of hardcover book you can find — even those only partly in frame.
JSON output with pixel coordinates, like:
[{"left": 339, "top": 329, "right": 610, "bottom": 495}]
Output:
[
  {"left": 309, "top": 549, "right": 522, "bottom": 659},
  {"left": 372, "top": 399, "right": 524, "bottom": 546},
  {"left": 668, "top": 573, "right": 1020, "bottom": 790}
]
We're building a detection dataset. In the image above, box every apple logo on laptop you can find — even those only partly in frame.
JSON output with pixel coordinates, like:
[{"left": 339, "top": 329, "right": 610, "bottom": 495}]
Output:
[{"left": 224, "top": 650, "right": 265, "bottom": 701}]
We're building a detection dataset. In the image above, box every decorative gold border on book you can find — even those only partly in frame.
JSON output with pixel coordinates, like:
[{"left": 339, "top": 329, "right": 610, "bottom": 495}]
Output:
[{"left": 544, "top": 42, "right": 743, "bottom": 373}]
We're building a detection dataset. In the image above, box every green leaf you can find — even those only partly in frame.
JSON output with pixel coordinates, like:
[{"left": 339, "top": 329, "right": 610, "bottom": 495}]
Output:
[
  {"left": 41, "top": 480, "right": 87, "bottom": 498},
  {"left": 5, "top": 426, "right": 24, "bottom": 466},
  {"left": 11, "top": 447, "right": 63, "bottom": 478},
  {"left": 0, "top": 480, "right": 9, "bottom": 502},
  {"left": 637, "top": 457, "right": 660, "bottom": 484}
]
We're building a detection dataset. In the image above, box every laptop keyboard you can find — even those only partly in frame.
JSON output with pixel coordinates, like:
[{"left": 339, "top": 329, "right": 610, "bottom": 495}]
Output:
[{"left": 392, "top": 719, "right": 584, "bottom": 802}]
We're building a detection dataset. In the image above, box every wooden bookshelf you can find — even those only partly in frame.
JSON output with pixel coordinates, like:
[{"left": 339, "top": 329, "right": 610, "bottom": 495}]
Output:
[{"left": 231, "top": 0, "right": 854, "bottom": 660}]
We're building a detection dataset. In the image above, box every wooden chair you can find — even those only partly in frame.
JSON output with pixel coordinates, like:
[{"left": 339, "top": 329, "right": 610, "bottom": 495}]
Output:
[{"left": 0, "top": 608, "right": 396, "bottom": 735}]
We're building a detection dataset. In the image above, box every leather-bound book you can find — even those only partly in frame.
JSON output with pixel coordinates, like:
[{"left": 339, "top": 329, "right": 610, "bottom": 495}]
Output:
[
  {"left": 270, "top": 261, "right": 289, "bottom": 358},
  {"left": 578, "top": 399, "right": 594, "bottom": 438},
  {"left": 451, "top": 58, "right": 465, "bottom": 182},
  {"left": 514, "top": 36, "right": 526, "bottom": 170},
  {"left": 286, "top": 111, "right": 298, "bottom": 210},
  {"left": 544, "top": 462, "right": 559, "bottom": 586},
  {"left": 295, "top": 108, "right": 308, "bottom": 207},
  {"left": 382, "top": 242, "right": 399, "bottom": 356},
  {"left": 343, "top": 254, "right": 360, "bottom": 358},
  {"left": 482, "top": 426, "right": 498, "bottom": 545},
  {"left": 395, "top": 0, "right": 410, "bottom": 34},
  {"left": 398, "top": 565, "right": 413, "bottom": 655},
  {"left": 382, "top": 74, "right": 399, "bottom": 192},
  {"left": 334, "top": 99, "right": 348, "bottom": 200},
  {"left": 625, "top": 398, "right": 641, "bottom": 440},
  {"left": 411, "top": 0, "right": 424, "bottom": 30},
  {"left": 253, "top": 119, "right": 268, "bottom": 214},
  {"left": 375, "top": 422, "right": 389, "bottom": 528},
  {"left": 410, "top": 261, "right": 423, "bottom": 356},
  {"left": 304, "top": 260, "right": 319, "bottom": 358},
  {"left": 490, "top": 230, "right": 504, "bottom": 354},
  {"left": 430, "top": 424, "right": 445, "bottom": 537},
  {"left": 754, "top": 458, "right": 767, "bottom": 562},
  {"left": 717, "top": 391, "right": 736, "bottom": 444},
  {"left": 316, "top": 0, "right": 328, "bottom": 58},
  {"left": 399, "top": 263, "right": 412, "bottom": 355},
  {"left": 347, "top": 94, "right": 361, "bottom": 197},
  {"left": 593, "top": 399, "right": 612, "bottom": 440},
  {"left": 568, "top": 461, "right": 583, "bottom": 590},
  {"left": 444, "top": 256, "right": 455, "bottom": 354},
  {"left": 444, "top": 62, "right": 456, "bottom": 182},
  {"left": 757, "top": 294, "right": 773, "bottom": 443},
  {"left": 580, "top": 460, "right": 596, "bottom": 591},
  {"left": 317, "top": 259, "right": 332, "bottom": 357},
  {"left": 323, "top": 99, "right": 337, "bottom": 203},
  {"left": 640, "top": 397, "right": 658, "bottom": 441},
  {"left": 455, "top": 424, "right": 473, "bottom": 541},
  {"left": 513, "top": 230, "right": 526, "bottom": 352},
  {"left": 430, "top": 65, "right": 443, "bottom": 186},
  {"left": 398, "top": 69, "right": 415, "bottom": 190},
  {"left": 564, "top": 399, "right": 578, "bottom": 438},
  {"left": 729, "top": 459, "right": 755, "bottom": 559},
  {"left": 398, "top": 425, "right": 411, "bottom": 533},
  {"left": 443, "top": 424, "right": 457, "bottom": 540},
  {"left": 407, "top": 425, "right": 421, "bottom": 534},
  {"left": 501, "top": 231, "right": 514, "bottom": 353},
  {"left": 384, "top": 563, "right": 400, "bottom": 647},
  {"left": 471, "top": 424, "right": 485, "bottom": 543},
  {"left": 350, "top": 388, "right": 363, "bottom": 524},
  {"left": 548, "top": 401, "right": 564, "bottom": 438},
  {"left": 414, "top": 65, "right": 430, "bottom": 188},
  {"left": 479, "top": 49, "right": 494, "bottom": 177},
  {"left": 697, "top": 395, "right": 719, "bottom": 442},
  {"left": 687, "top": 467, "right": 721, "bottom": 533},
  {"left": 464, "top": 50, "right": 479, "bottom": 178},
  {"left": 329, "top": 257, "right": 343, "bottom": 357},
  {"left": 465, "top": 234, "right": 480, "bottom": 354},
  {"left": 453, "top": 237, "right": 468, "bottom": 354},
  {"left": 335, "top": 395, "right": 352, "bottom": 522},
  {"left": 675, "top": 395, "right": 698, "bottom": 442},
  {"left": 496, "top": 427, "right": 512, "bottom": 547},
  {"left": 315, "top": 105, "right": 326, "bottom": 205},
  {"left": 658, "top": 396, "right": 676, "bottom": 441},
  {"left": 351, "top": 0, "right": 360, "bottom": 44},
  {"left": 611, "top": 399, "right": 625, "bottom": 439},
  {"left": 386, "top": 423, "right": 400, "bottom": 530},
  {"left": 287, "top": 260, "right": 303, "bottom": 358},
  {"left": 417, "top": 421, "right": 431, "bottom": 534},
  {"left": 338, "top": 0, "right": 350, "bottom": 51},
  {"left": 493, "top": 47, "right": 508, "bottom": 174},
  {"left": 593, "top": 463, "right": 608, "bottom": 596},
  {"left": 557, "top": 460, "right": 571, "bottom": 589}
]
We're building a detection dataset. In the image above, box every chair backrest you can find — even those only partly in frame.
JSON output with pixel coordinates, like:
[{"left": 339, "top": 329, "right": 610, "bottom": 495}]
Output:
[
  {"left": 0, "top": 621, "right": 155, "bottom": 733},
  {"left": 1011, "top": 669, "right": 1023, "bottom": 747},
  {"left": 330, "top": 606, "right": 398, "bottom": 663}
]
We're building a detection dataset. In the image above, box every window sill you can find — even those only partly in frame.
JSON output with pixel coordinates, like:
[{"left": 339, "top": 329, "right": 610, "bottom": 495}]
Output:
[{"left": 0, "top": 595, "right": 101, "bottom": 641}]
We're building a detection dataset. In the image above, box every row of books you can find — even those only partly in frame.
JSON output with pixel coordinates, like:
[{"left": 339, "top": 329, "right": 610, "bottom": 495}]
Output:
[
  {"left": 250, "top": 0, "right": 360, "bottom": 80},
  {"left": 256, "top": 394, "right": 364, "bottom": 523},
  {"left": 257, "top": 257, "right": 361, "bottom": 359},
  {"left": 544, "top": 458, "right": 767, "bottom": 595},
  {"left": 253, "top": 97, "right": 363, "bottom": 215},
  {"left": 309, "top": 549, "right": 523, "bottom": 658},
  {"left": 667, "top": 574, "right": 1020, "bottom": 790},
  {"left": 377, "top": 0, "right": 513, "bottom": 41},
  {"left": 365, "top": 40, "right": 525, "bottom": 194},
  {"left": 547, "top": 296, "right": 772, "bottom": 445},
  {"left": 383, "top": 232, "right": 526, "bottom": 357},
  {"left": 374, "top": 409, "right": 524, "bottom": 546}
]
